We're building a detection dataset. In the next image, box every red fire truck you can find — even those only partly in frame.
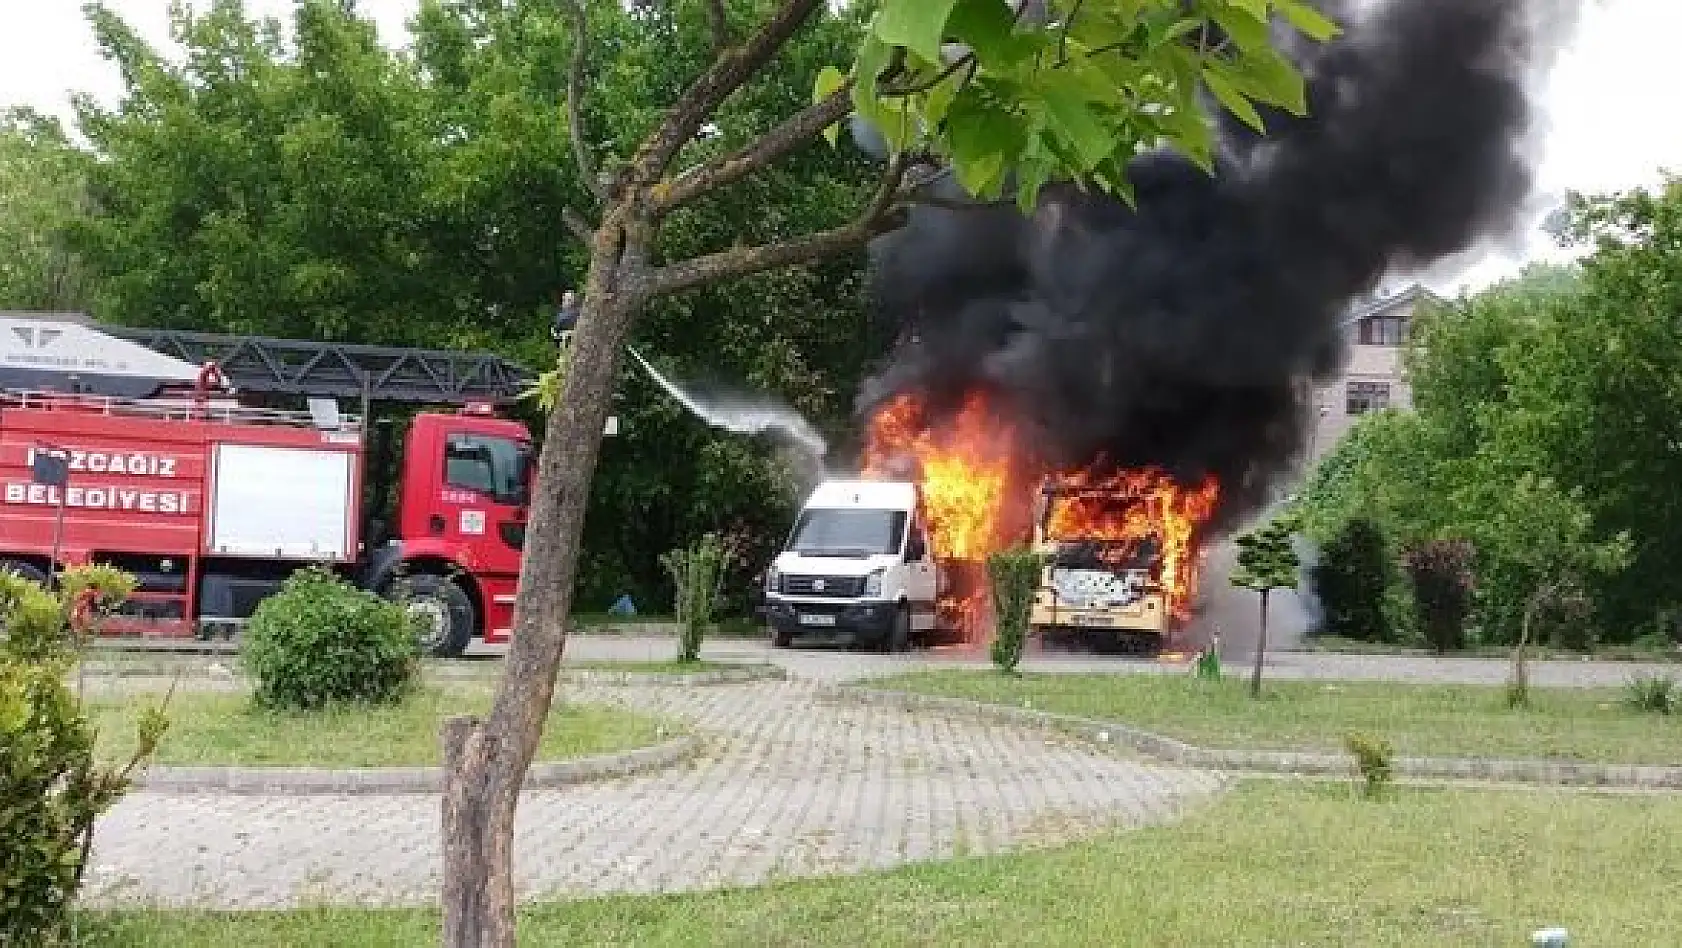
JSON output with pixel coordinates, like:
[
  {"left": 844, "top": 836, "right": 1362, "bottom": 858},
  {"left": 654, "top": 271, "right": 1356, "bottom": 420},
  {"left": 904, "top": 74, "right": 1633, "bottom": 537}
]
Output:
[{"left": 0, "top": 314, "right": 550, "bottom": 657}]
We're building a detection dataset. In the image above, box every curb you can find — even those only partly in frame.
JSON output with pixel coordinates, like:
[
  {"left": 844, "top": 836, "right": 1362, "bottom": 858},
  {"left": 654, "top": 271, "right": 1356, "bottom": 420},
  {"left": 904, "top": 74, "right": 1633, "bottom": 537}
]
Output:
[
  {"left": 131, "top": 735, "right": 701, "bottom": 796},
  {"left": 833, "top": 687, "right": 1682, "bottom": 791},
  {"left": 546, "top": 665, "right": 786, "bottom": 687},
  {"left": 75, "top": 662, "right": 786, "bottom": 688}
]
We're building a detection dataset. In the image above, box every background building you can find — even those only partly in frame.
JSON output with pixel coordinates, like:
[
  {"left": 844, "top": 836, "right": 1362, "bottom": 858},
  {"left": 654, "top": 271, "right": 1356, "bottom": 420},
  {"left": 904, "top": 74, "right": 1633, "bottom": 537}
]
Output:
[{"left": 1305, "top": 284, "right": 1444, "bottom": 461}]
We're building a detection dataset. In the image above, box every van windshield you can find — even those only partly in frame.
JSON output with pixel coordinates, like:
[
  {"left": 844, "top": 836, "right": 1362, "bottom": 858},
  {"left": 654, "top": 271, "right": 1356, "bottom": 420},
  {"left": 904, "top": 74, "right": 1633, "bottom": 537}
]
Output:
[{"left": 787, "top": 508, "right": 906, "bottom": 557}]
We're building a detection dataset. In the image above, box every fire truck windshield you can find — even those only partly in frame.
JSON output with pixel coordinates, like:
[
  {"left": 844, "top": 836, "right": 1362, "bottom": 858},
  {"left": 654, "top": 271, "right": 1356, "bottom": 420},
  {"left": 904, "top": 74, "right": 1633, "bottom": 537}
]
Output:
[{"left": 445, "top": 434, "right": 531, "bottom": 506}]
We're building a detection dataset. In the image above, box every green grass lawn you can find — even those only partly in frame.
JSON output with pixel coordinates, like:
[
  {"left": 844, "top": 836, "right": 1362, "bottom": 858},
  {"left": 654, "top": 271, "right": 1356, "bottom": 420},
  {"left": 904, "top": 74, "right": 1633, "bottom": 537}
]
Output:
[
  {"left": 80, "top": 781, "right": 1682, "bottom": 946},
  {"left": 1307, "top": 634, "right": 1682, "bottom": 663},
  {"left": 873, "top": 670, "right": 1682, "bottom": 764},
  {"left": 90, "top": 687, "right": 676, "bottom": 768}
]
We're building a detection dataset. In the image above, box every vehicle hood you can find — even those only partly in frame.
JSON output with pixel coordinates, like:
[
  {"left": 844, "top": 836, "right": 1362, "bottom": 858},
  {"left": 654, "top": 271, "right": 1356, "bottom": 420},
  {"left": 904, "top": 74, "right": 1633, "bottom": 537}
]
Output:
[{"left": 773, "top": 552, "right": 899, "bottom": 576}]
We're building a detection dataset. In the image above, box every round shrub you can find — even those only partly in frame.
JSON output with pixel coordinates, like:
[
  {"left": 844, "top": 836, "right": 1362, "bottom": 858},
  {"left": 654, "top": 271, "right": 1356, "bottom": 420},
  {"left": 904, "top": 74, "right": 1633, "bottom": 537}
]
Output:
[
  {"left": 1404, "top": 539, "right": 1476, "bottom": 653},
  {"left": 242, "top": 567, "right": 419, "bottom": 710}
]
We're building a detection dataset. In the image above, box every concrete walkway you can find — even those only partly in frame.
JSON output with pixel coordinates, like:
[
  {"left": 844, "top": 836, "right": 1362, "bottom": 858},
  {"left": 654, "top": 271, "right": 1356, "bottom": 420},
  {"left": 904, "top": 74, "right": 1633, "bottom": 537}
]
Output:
[{"left": 87, "top": 679, "right": 1223, "bottom": 909}]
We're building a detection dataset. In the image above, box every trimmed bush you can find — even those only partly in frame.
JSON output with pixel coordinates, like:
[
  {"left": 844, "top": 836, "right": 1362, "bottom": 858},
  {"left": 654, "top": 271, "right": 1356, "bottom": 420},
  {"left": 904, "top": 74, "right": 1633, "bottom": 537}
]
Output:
[
  {"left": 1625, "top": 673, "right": 1677, "bottom": 715},
  {"left": 1311, "top": 518, "right": 1391, "bottom": 643},
  {"left": 242, "top": 567, "right": 418, "bottom": 710},
  {"left": 660, "top": 533, "right": 732, "bottom": 664},
  {"left": 1344, "top": 731, "right": 1394, "bottom": 800},
  {"left": 1404, "top": 540, "right": 1476, "bottom": 653},
  {"left": 1, "top": 568, "right": 165, "bottom": 944},
  {"left": 988, "top": 548, "right": 1043, "bottom": 674}
]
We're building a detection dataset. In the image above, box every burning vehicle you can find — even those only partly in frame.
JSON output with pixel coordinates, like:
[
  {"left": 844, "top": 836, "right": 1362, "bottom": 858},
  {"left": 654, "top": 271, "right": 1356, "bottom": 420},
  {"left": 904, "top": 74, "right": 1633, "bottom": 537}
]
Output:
[{"left": 1028, "top": 469, "right": 1219, "bottom": 652}]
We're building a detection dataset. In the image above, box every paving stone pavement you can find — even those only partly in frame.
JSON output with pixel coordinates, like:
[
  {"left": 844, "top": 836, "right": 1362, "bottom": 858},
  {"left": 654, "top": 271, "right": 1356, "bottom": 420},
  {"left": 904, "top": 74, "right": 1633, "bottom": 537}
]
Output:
[{"left": 85, "top": 679, "right": 1226, "bottom": 909}]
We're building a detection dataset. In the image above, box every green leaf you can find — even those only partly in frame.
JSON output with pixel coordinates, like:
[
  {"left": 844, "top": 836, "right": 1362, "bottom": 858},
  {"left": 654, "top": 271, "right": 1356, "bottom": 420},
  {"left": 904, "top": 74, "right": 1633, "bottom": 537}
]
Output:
[
  {"left": 1225, "top": 48, "right": 1308, "bottom": 115},
  {"left": 1276, "top": 0, "right": 1343, "bottom": 42},
  {"left": 813, "top": 65, "right": 847, "bottom": 146},
  {"left": 1015, "top": 134, "right": 1055, "bottom": 213},
  {"left": 946, "top": 0, "right": 1033, "bottom": 65},
  {"left": 873, "top": 0, "right": 963, "bottom": 63},
  {"left": 1211, "top": 6, "right": 1273, "bottom": 54},
  {"left": 813, "top": 65, "right": 846, "bottom": 105},
  {"left": 1228, "top": 0, "right": 1272, "bottom": 23},
  {"left": 1202, "top": 65, "right": 1265, "bottom": 133},
  {"left": 852, "top": 31, "right": 893, "bottom": 90},
  {"left": 1041, "top": 82, "right": 1115, "bottom": 170},
  {"left": 946, "top": 93, "right": 1021, "bottom": 198}
]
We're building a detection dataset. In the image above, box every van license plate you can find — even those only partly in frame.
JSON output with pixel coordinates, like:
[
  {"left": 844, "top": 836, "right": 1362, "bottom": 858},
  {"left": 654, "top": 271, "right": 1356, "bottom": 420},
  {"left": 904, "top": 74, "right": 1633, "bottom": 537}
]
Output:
[{"left": 798, "top": 614, "right": 837, "bottom": 627}]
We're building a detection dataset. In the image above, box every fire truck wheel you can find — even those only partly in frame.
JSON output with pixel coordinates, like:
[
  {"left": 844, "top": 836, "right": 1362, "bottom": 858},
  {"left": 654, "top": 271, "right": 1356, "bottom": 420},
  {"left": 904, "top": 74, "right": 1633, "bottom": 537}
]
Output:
[
  {"left": 0, "top": 560, "right": 48, "bottom": 586},
  {"left": 402, "top": 574, "right": 475, "bottom": 658}
]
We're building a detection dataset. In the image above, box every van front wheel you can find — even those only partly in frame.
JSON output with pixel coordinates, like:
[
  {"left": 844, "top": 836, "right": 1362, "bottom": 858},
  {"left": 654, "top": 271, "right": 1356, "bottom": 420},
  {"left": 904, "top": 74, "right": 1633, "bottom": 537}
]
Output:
[{"left": 881, "top": 604, "right": 911, "bottom": 653}]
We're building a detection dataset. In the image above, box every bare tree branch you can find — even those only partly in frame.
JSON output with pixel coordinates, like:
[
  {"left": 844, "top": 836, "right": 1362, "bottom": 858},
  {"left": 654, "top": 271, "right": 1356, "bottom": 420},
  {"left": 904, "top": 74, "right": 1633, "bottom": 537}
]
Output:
[
  {"left": 628, "top": 0, "right": 825, "bottom": 188},
  {"left": 705, "top": 0, "right": 729, "bottom": 50},
  {"left": 562, "top": 207, "right": 595, "bottom": 242},
  {"left": 656, "top": 83, "right": 853, "bottom": 211},
  {"left": 559, "top": 0, "right": 607, "bottom": 202},
  {"left": 643, "top": 156, "right": 908, "bottom": 299},
  {"left": 897, "top": 192, "right": 1015, "bottom": 213}
]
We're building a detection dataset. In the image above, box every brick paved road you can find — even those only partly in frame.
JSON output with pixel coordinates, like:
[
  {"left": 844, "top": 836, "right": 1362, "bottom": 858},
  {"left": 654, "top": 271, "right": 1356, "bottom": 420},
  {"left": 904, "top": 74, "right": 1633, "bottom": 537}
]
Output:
[{"left": 85, "top": 680, "right": 1224, "bottom": 909}]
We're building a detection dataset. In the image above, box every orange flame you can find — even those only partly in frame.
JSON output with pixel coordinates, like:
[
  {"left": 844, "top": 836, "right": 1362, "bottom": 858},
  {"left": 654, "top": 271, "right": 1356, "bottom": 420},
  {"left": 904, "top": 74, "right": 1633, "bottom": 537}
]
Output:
[
  {"left": 1040, "top": 467, "right": 1220, "bottom": 620},
  {"left": 860, "top": 390, "right": 1220, "bottom": 639},
  {"left": 861, "top": 392, "right": 1016, "bottom": 561}
]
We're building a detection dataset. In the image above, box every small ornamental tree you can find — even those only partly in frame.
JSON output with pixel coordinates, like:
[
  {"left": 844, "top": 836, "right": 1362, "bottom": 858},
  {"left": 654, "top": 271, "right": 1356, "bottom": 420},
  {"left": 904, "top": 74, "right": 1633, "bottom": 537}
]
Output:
[
  {"left": 1231, "top": 513, "right": 1302, "bottom": 698},
  {"left": 660, "top": 532, "right": 734, "bottom": 664},
  {"left": 987, "top": 548, "right": 1043, "bottom": 674},
  {"left": 1403, "top": 539, "right": 1475, "bottom": 653},
  {"left": 0, "top": 567, "right": 167, "bottom": 944}
]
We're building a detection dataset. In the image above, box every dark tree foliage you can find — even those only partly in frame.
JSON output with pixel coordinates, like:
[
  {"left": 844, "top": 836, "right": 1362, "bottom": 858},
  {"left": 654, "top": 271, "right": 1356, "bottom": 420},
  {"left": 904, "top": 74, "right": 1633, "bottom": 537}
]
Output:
[{"left": 1311, "top": 517, "right": 1391, "bottom": 642}]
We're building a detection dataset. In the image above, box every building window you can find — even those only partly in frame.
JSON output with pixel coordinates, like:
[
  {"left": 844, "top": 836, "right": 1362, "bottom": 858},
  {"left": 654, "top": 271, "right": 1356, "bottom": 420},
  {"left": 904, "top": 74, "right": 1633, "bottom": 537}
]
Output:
[
  {"left": 1346, "top": 381, "right": 1391, "bottom": 415},
  {"left": 1358, "top": 315, "right": 1408, "bottom": 346}
]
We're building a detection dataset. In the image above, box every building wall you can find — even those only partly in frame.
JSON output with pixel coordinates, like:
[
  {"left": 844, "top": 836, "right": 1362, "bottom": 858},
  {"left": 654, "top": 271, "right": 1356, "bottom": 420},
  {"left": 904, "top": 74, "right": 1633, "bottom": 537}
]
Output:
[{"left": 1304, "top": 290, "right": 1433, "bottom": 463}]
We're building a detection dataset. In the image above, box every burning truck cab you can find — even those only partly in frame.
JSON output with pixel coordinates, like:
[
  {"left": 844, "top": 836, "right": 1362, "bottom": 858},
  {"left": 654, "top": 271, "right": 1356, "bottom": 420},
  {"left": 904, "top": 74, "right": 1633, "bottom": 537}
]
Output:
[{"left": 1028, "top": 470, "right": 1218, "bottom": 653}]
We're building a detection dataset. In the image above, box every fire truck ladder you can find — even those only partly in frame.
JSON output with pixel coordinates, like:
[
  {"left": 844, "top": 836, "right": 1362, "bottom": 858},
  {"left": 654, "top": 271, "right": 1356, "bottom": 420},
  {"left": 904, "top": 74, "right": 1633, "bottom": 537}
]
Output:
[{"left": 101, "top": 326, "right": 535, "bottom": 407}]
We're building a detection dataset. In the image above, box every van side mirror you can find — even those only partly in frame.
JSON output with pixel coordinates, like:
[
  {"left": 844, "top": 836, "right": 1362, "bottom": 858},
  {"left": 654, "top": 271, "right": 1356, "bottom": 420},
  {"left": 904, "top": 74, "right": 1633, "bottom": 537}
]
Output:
[{"left": 906, "top": 531, "right": 927, "bottom": 562}]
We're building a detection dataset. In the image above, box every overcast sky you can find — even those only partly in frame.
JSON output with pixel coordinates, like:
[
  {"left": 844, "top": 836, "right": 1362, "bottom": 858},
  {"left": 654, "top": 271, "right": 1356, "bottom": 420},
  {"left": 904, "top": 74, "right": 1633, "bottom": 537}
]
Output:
[{"left": 5, "top": 0, "right": 1678, "bottom": 295}]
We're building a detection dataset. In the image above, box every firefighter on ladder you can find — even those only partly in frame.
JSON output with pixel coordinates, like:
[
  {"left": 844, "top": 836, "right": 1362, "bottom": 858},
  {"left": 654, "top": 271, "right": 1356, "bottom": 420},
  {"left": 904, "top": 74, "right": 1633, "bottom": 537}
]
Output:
[{"left": 551, "top": 289, "right": 580, "bottom": 348}]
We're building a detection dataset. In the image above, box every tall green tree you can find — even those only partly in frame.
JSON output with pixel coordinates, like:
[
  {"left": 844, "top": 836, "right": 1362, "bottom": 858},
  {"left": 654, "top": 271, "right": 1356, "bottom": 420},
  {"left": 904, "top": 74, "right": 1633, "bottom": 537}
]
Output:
[
  {"left": 449, "top": 0, "right": 1331, "bottom": 943},
  {"left": 75, "top": 0, "right": 469, "bottom": 346},
  {"left": 0, "top": 109, "right": 91, "bottom": 311}
]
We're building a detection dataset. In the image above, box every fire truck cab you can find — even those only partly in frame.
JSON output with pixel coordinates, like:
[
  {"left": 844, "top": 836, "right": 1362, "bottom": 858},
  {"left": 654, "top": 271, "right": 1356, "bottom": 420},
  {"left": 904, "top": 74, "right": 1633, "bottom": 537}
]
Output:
[
  {"left": 763, "top": 479, "right": 938, "bottom": 651},
  {"left": 1028, "top": 481, "right": 1177, "bottom": 652},
  {"left": 0, "top": 314, "right": 538, "bottom": 657}
]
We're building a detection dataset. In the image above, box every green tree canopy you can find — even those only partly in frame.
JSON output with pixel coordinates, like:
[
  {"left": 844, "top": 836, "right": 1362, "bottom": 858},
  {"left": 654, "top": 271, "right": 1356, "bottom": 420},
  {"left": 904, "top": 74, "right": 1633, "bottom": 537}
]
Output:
[{"left": 0, "top": 108, "right": 91, "bottom": 311}]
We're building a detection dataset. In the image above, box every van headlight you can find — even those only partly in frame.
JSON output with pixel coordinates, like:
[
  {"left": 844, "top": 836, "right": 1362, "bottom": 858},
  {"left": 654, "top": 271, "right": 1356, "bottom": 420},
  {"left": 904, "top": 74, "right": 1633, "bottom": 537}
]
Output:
[
  {"left": 863, "top": 568, "right": 885, "bottom": 598},
  {"left": 764, "top": 566, "right": 780, "bottom": 593}
]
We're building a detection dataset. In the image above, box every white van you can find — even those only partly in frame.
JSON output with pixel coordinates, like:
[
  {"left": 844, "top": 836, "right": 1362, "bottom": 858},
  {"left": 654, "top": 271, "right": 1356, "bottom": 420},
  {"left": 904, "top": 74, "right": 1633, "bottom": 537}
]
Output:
[{"left": 763, "top": 479, "right": 938, "bottom": 650}]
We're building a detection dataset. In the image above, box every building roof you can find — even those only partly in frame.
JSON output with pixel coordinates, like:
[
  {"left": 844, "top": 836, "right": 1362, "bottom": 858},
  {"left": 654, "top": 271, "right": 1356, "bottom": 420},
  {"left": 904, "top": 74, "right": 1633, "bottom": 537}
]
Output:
[{"left": 1337, "top": 283, "right": 1446, "bottom": 329}]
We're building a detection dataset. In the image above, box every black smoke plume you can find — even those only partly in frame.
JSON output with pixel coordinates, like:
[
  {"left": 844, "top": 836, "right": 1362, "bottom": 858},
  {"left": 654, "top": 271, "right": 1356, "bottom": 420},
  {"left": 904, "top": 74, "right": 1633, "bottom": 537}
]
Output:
[{"left": 857, "top": 0, "right": 1567, "bottom": 531}]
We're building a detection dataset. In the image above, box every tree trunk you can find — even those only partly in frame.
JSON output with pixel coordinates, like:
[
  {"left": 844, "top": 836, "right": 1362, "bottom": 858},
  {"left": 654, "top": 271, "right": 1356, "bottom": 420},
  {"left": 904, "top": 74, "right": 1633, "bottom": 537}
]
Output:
[
  {"left": 1511, "top": 581, "right": 1550, "bottom": 709},
  {"left": 1250, "top": 589, "right": 1270, "bottom": 699},
  {"left": 440, "top": 219, "right": 642, "bottom": 946}
]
